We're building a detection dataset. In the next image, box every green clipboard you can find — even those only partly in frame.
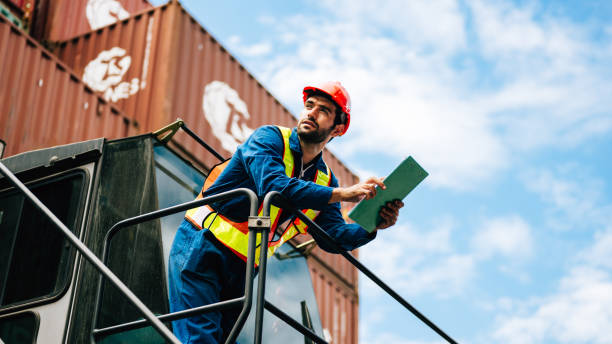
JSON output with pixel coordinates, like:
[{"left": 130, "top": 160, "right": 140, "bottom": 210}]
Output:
[{"left": 348, "top": 156, "right": 428, "bottom": 232}]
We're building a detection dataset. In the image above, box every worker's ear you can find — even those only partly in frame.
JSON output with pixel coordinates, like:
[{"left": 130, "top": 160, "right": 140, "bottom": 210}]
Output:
[{"left": 331, "top": 124, "right": 345, "bottom": 138}]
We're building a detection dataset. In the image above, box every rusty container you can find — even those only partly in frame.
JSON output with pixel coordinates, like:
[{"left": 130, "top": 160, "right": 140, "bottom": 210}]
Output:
[
  {"left": 53, "top": 2, "right": 361, "bottom": 342},
  {"left": 1, "top": 0, "right": 35, "bottom": 31},
  {"left": 2, "top": 0, "right": 34, "bottom": 14},
  {"left": 53, "top": 1, "right": 360, "bottom": 187},
  {"left": 0, "top": 16, "right": 136, "bottom": 157},
  {"left": 32, "top": 0, "right": 152, "bottom": 41}
]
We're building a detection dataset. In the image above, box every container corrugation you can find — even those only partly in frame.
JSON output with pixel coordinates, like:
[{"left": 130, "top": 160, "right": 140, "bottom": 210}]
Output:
[
  {"left": 3, "top": 0, "right": 30, "bottom": 14},
  {"left": 293, "top": 232, "right": 359, "bottom": 289},
  {"left": 0, "top": 16, "right": 135, "bottom": 157},
  {"left": 53, "top": 1, "right": 359, "bottom": 188},
  {"left": 52, "top": 2, "right": 362, "bottom": 335},
  {"left": 38, "top": 0, "right": 152, "bottom": 41},
  {"left": 310, "top": 261, "right": 358, "bottom": 344}
]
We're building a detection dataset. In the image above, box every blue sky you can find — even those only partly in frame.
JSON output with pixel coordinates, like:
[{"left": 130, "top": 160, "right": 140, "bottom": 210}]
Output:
[{"left": 149, "top": 1, "right": 612, "bottom": 343}]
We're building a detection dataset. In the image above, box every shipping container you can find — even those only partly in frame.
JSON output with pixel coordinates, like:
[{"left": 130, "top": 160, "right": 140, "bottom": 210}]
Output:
[
  {"left": 53, "top": 2, "right": 358, "bottom": 187},
  {"left": 0, "top": 0, "right": 31, "bottom": 30},
  {"left": 50, "top": 2, "right": 362, "bottom": 342},
  {"left": 0, "top": 131, "right": 330, "bottom": 343},
  {"left": 1, "top": 0, "right": 33, "bottom": 16},
  {"left": 33, "top": 0, "right": 152, "bottom": 41},
  {"left": 0, "top": 15, "right": 136, "bottom": 158}
]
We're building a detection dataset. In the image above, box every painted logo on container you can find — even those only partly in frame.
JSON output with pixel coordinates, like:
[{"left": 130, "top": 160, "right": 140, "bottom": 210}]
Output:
[
  {"left": 202, "top": 81, "right": 254, "bottom": 153},
  {"left": 86, "top": 0, "right": 129, "bottom": 30},
  {"left": 82, "top": 18, "right": 154, "bottom": 103},
  {"left": 82, "top": 47, "right": 142, "bottom": 102}
]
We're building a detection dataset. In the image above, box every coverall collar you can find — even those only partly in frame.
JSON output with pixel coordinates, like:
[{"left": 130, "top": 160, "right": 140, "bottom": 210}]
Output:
[{"left": 290, "top": 127, "right": 327, "bottom": 173}]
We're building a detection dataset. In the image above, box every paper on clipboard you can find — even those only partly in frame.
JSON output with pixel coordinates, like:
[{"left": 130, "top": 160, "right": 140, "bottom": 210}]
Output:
[{"left": 348, "top": 156, "right": 428, "bottom": 232}]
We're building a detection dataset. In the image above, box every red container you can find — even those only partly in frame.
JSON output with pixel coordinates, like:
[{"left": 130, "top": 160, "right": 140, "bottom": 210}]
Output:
[
  {"left": 310, "top": 258, "right": 359, "bottom": 344},
  {"left": 53, "top": 3, "right": 362, "bottom": 342},
  {"left": 0, "top": 15, "right": 136, "bottom": 158},
  {"left": 36, "top": 0, "right": 152, "bottom": 41},
  {"left": 3, "top": 0, "right": 33, "bottom": 14},
  {"left": 54, "top": 2, "right": 359, "bottom": 188}
]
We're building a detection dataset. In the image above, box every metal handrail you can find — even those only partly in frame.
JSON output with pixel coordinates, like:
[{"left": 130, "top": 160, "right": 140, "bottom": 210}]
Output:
[
  {"left": 92, "top": 188, "right": 261, "bottom": 344},
  {"left": 81, "top": 120, "right": 455, "bottom": 343},
  {"left": 91, "top": 190, "right": 327, "bottom": 344},
  {"left": 153, "top": 118, "right": 227, "bottom": 162},
  {"left": 0, "top": 162, "right": 181, "bottom": 344},
  {"left": 261, "top": 191, "right": 459, "bottom": 344}
]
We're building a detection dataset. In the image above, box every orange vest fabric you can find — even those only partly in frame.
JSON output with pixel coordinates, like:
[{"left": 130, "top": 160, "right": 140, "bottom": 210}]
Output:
[{"left": 185, "top": 126, "right": 332, "bottom": 265}]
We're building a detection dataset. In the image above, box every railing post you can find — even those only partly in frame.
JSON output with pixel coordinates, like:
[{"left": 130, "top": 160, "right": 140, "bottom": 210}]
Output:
[
  {"left": 249, "top": 193, "right": 280, "bottom": 344},
  {"left": 263, "top": 191, "right": 458, "bottom": 344},
  {"left": 0, "top": 162, "right": 182, "bottom": 344}
]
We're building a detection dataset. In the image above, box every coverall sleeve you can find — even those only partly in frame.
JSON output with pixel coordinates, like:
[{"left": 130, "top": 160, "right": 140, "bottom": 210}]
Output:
[
  {"left": 310, "top": 201, "right": 377, "bottom": 253},
  {"left": 240, "top": 126, "right": 333, "bottom": 210}
]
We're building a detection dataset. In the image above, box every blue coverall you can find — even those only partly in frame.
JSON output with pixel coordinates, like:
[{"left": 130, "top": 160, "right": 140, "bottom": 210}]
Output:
[{"left": 168, "top": 125, "right": 375, "bottom": 343}]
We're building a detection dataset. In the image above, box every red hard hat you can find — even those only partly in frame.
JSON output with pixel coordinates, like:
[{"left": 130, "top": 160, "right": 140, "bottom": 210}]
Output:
[{"left": 303, "top": 81, "right": 351, "bottom": 136}]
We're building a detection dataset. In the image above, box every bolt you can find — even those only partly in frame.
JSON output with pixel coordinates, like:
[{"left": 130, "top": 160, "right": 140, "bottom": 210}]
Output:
[{"left": 257, "top": 219, "right": 262, "bottom": 226}]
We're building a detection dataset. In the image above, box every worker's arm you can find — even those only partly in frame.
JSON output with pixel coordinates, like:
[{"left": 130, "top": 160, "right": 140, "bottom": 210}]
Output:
[
  {"left": 310, "top": 201, "right": 376, "bottom": 253},
  {"left": 241, "top": 126, "right": 333, "bottom": 210},
  {"left": 310, "top": 200, "right": 403, "bottom": 253},
  {"left": 328, "top": 177, "right": 385, "bottom": 203}
]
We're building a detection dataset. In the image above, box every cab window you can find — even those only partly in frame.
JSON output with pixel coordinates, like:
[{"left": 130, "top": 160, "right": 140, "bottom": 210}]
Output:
[{"left": 0, "top": 171, "right": 85, "bottom": 309}]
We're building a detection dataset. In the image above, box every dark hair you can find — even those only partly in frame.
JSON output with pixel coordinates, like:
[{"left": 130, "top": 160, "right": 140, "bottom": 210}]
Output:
[{"left": 306, "top": 90, "right": 347, "bottom": 127}]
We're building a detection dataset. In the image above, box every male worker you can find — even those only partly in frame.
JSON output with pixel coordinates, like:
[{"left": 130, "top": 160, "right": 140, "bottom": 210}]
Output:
[{"left": 168, "top": 81, "right": 404, "bottom": 343}]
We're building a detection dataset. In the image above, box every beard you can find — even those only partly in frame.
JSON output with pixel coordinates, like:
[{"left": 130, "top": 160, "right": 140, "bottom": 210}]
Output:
[{"left": 297, "top": 120, "right": 335, "bottom": 144}]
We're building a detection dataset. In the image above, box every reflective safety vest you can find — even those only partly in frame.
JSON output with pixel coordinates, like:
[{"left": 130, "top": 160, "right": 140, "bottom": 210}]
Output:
[{"left": 185, "top": 126, "right": 332, "bottom": 265}]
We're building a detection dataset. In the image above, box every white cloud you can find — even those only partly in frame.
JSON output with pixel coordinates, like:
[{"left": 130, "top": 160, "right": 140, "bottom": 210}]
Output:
[
  {"left": 493, "top": 267, "right": 612, "bottom": 344},
  {"left": 234, "top": 0, "right": 612, "bottom": 191},
  {"left": 361, "top": 213, "right": 536, "bottom": 300},
  {"left": 471, "top": 215, "right": 533, "bottom": 260},
  {"left": 580, "top": 226, "right": 612, "bottom": 270},
  {"left": 360, "top": 330, "right": 447, "bottom": 344},
  {"left": 226, "top": 35, "right": 271, "bottom": 57},
  {"left": 491, "top": 224, "right": 612, "bottom": 343},
  {"left": 522, "top": 167, "right": 612, "bottom": 230},
  {"left": 360, "top": 219, "right": 476, "bottom": 298},
  {"left": 318, "top": 0, "right": 467, "bottom": 54}
]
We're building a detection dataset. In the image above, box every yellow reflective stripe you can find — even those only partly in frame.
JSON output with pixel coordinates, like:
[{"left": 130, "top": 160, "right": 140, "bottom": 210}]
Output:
[
  {"left": 268, "top": 226, "right": 299, "bottom": 256},
  {"left": 315, "top": 167, "right": 330, "bottom": 187},
  {"left": 190, "top": 125, "right": 336, "bottom": 264},
  {"left": 201, "top": 126, "right": 296, "bottom": 265},
  {"left": 203, "top": 211, "right": 265, "bottom": 263},
  {"left": 293, "top": 209, "right": 320, "bottom": 234},
  {"left": 278, "top": 126, "right": 294, "bottom": 177},
  {"left": 290, "top": 164, "right": 331, "bottom": 233}
]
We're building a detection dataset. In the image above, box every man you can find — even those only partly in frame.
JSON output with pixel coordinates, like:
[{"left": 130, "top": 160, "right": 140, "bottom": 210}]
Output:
[{"left": 168, "top": 81, "right": 404, "bottom": 343}]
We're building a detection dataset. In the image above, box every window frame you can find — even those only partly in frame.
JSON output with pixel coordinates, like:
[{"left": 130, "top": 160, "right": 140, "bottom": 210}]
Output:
[
  {"left": 0, "top": 168, "right": 90, "bottom": 314},
  {"left": 0, "top": 311, "right": 40, "bottom": 344}
]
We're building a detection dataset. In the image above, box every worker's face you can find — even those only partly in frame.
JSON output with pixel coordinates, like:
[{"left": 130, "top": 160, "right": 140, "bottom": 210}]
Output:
[{"left": 298, "top": 95, "right": 343, "bottom": 144}]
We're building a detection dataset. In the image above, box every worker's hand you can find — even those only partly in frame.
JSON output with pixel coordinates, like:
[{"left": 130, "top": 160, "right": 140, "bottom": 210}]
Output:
[
  {"left": 329, "top": 177, "right": 385, "bottom": 203},
  {"left": 375, "top": 200, "right": 404, "bottom": 230}
]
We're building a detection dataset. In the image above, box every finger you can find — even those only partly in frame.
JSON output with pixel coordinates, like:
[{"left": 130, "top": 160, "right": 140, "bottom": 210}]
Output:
[
  {"left": 364, "top": 184, "right": 376, "bottom": 199},
  {"left": 365, "top": 176, "right": 385, "bottom": 189},
  {"left": 384, "top": 202, "right": 398, "bottom": 212},
  {"left": 379, "top": 209, "right": 392, "bottom": 219},
  {"left": 388, "top": 200, "right": 403, "bottom": 211},
  {"left": 380, "top": 207, "right": 396, "bottom": 220},
  {"left": 383, "top": 205, "right": 395, "bottom": 215}
]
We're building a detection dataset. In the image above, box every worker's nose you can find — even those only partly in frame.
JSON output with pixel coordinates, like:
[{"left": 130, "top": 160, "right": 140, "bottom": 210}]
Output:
[{"left": 305, "top": 106, "right": 319, "bottom": 118}]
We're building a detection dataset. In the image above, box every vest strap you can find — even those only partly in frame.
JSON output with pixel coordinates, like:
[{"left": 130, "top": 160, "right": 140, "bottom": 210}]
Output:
[{"left": 184, "top": 126, "right": 332, "bottom": 265}]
